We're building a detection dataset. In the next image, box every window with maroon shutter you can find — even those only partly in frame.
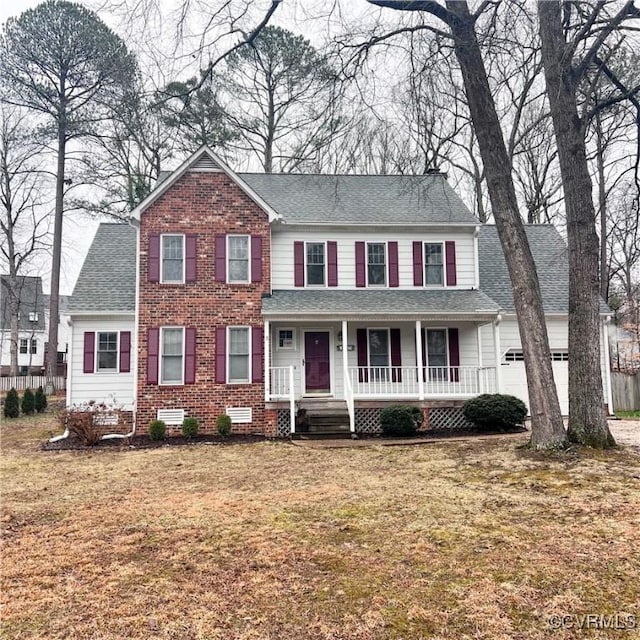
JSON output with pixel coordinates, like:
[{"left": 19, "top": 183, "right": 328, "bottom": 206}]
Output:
[
  {"left": 251, "top": 236, "right": 263, "bottom": 283},
  {"left": 445, "top": 241, "right": 457, "bottom": 286},
  {"left": 147, "top": 328, "right": 159, "bottom": 384},
  {"left": 215, "top": 327, "right": 226, "bottom": 383},
  {"left": 185, "top": 327, "right": 196, "bottom": 384},
  {"left": 185, "top": 235, "right": 197, "bottom": 282},
  {"left": 355, "top": 242, "right": 366, "bottom": 288},
  {"left": 357, "top": 328, "right": 368, "bottom": 382},
  {"left": 119, "top": 331, "right": 131, "bottom": 373},
  {"left": 294, "top": 241, "right": 304, "bottom": 287},
  {"left": 327, "top": 241, "right": 338, "bottom": 287},
  {"left": 421, "top": 328, "right": 449, "bottom": 382},
  {"left": 252, "top": 326, "right": 264, "bottom": 383},
  {"left": 448, "top": 328, "right": 460, "bottom": 382},
  {"left": 215, "top": 234, "right": 226, "bottom": 282},
  {"left": 390, "top": 328, "right": 402, "bottom": 382},
  {"left": 148, "top": 235, "right": 160, "bottom": 283},
  {"left": 412, "top": 241, "right": 423, "bottom": 286},
  {"left": 83, "top": 332, "right": 95, "bottom": 373},
  {"left": 388, "top": 242, "right": 399, "bottom": 287}
]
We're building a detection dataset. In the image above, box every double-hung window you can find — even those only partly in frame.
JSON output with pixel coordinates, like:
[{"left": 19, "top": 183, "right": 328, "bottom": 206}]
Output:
[
  {"left": 228, "top": 235, "right": 250, "bottom": 283},
  {"left": 367, "top": 243, "right": 386, "bottom": 286},
  {"left": 97, "top": 332, "right": 117, "bottom": 371},
  {"left": 368, "top": 328, "right": 390, "bottom": 381},
  {"left": 19, "top": 338, "right": 28, "bottom": 354},
  {"left": 161, "top": 327, "right": 184, "bottom": 384},
  {"left": 30, "top": 338, "right": 37, "bottom": 354},
  {"left": 162, "top": 235, "right": 184, "bottom": 283},
  {"left": 424, "top": 243, "right": 444, "bottom": 286},
  {"left": 306, "top": 242, "right": 325, "bottom": 286},
  {"left": 228, "top": 327, "right": 250, "bottom": 383},
  {"left": 426, "top": 329, "right": 448, "bottom": 380}
]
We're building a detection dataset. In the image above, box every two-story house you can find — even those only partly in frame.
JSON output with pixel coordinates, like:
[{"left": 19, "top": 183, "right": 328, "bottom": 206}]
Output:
[{"left": 65, "top": 147, "right": 614, "bottom": 436}]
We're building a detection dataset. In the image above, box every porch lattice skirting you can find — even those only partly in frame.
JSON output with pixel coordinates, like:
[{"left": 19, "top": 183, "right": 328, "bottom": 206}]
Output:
[
  {"left": 276, "top": 410, "right": 291, "bottom": 437},
  {"left": 428, "top": 407, "right": 474, "bottom": 431}
]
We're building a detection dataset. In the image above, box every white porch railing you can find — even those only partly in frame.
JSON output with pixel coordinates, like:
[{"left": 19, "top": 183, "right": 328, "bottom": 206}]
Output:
[{"left": 269, "top": 366, "right": 293, "bottom": 399}]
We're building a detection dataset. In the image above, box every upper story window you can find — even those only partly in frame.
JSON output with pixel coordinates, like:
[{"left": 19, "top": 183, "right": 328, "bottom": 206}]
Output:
[
  {"left": 161, "top": 327, "right": 184, "bottom": 385},
  {"left": 424, "top": 243, "right": 444, "bottom": 286},
  {"left": 162, "top": 235, "right": 184, "bottom": 283},
  {"left": 228, "top": 327, "right": 250, "bottom": 383},
  {"left": 228, "top": 235, "right": 250, "bottom": 283},
  {"left": 19, "top": 338, "right": 36, "bottom": 354},
  {"left": 367, "top": 243, "right": 387, "bottom": 286},
  {"left": 28, "top": 312, "right": 39, "bottom": 322},
  {"left": 306, "top": 242, "right": 326, "bottom": 286},
  {"left": 97, "top": 332, "right": 118, "bottom": 371}
]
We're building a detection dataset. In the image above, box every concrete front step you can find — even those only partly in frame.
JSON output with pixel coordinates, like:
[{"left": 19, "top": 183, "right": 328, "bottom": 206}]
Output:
[{"left": 308, "top": 424, "right": 350, "bottom": 433}]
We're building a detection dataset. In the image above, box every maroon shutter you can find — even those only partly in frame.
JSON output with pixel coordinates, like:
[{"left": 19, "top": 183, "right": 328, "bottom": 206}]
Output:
[
  {"left": 147, "top": 328, "right": 159, "bottom": 384},
  {"left": 119, "top": 331, "right": 131, "bottom": 373},
  {"left": 357, "top": 328, "right": 368, "bottom": 383},
  {"left": 294, "top": 241, "right": 304, "bottom": 287},
  {"left": 390, "top": 328, "right": 402, "bottom": 382},
  {"left": 445, "top": 241, "right": 457, "bottom": 286},
  {"left": 185, "top": 327, "right": 196, "bottom": 384},
  {"left": 215, "top": 327, "right": 226, "bottom": 383},
  {"left": 388, "top": 241, "right": 399, "bottom": 287},
  {"left": 413, "top": 241, "right": 423, "bottom": 286},
  {"left": 355, "top": 241, "right": 366, "bottom": 287},
  {"left": 252, "top": 326, "right": 264, "bottom": 383},
  {"left": 448, "top": 328, "right": 460, "bottom": 382},
  {"left": 251, "top": 235, "right": 263, "bottom": 283},
  {"left": 148, "top": 235, "right": 160, "bottom": 283},
  {"left": 83, "top": 332, "right": 95, "bottom": 373},
  {"left": 327, "top": 241, "right": 338, "bottom": 287},
  {"left": 185, "top": 235, "right": 197, "bottom": 282},
  {"left": 215, "top": 234, "right": 226, "bottom": 282}
]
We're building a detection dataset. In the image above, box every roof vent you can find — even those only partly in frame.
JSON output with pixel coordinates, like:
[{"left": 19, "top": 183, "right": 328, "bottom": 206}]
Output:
[{"left": 190, "top": 153, "right": 222, "bottom": 172}]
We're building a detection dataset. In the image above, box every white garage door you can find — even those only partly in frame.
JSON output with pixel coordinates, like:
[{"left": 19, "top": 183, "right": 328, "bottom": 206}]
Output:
[{"left": 501, "top": 351, "right": 569, "bottom": 415}]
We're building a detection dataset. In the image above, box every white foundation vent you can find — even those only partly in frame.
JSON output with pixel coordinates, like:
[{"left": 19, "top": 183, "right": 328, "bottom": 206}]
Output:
[
  {"left": 226, "top": 407, "right": 252, "bottom": 424},
  {"left": 156, "top": 409, "right": 185, "bottom": 425}
]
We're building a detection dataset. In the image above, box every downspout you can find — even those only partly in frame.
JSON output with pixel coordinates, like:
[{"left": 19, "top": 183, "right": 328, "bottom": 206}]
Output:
[{"left": 473, "top": 225, "right": 481, "bottom": 289}]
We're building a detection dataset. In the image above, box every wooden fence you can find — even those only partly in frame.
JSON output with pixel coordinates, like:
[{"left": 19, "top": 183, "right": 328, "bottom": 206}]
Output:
[
  {"left": 611, "top": 371, "right": 640, "bottom": 411},
  {"left": 0, "top": 375, "right": 66, "bottom": 393}
]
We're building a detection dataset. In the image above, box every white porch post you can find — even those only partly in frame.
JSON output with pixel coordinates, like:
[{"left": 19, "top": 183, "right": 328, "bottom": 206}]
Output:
[
  {"left": 603, "top": 317, "right": 614, "bottom": 414},
  {"left": 493, "top": 315, "right": 503, "bottom": 393},
  {"left": 477, "top": 323, "right": 484, "bottom": 393},
  {"left": 341, "top": 320, "right": 349, "bottom": 391},
  {"left": 264, "top": 320, "right": 270, "bottom": 402},
  {"left": 416, "top": 320, "right": 425, "bottom": 401}
]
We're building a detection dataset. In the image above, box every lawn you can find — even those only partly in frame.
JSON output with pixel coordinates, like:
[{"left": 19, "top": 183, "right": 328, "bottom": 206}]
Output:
[{"left": 2, "top": 413, "right": 640, "bottom": 640}]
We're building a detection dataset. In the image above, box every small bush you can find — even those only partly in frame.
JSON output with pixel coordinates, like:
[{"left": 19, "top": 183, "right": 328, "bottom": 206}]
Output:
[
  {"left": 182, "top": 416, "right": 199, "bottom": 438},
  {"left": 216, "top": 414, "right": 232, "bottom": 437},
  {"left": 463, "top": 394, "right": 527, "bottom": 430},
  {"left": 4, "top": 388, "right": 20, "bottom": 418},
  {"left": 34, "top": 386, "right": 47, "bottom": 413},
  {"left": 61, "top": 409, "right": 101, "bottom": 446},
  {"left": 149, "top": 420, "right": 166, "bottom": 441},
  {"left": 21, "top": 388, "right": 35, "bottom": 415},
  {"left": 380, "top": 405, "right": 423, "bottom": 437}
]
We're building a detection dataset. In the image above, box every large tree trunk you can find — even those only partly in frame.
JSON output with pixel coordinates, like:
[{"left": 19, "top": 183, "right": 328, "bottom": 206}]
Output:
[
  {"left": 8, "top": 275, "right": 19, "bottom": 376},
  {"left": 538, "top": 1, "right": 614, "bottom": 448}
]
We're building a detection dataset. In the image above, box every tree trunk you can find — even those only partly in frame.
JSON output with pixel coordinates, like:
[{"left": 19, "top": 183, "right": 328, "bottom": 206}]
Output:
[
  {"left": 444, "top": 1, "right": 566, "bottom": 448},
  {"left": 538, "top": 1, "right": 614, "bottom": 448},
  {"left": 8, "top": 275, "right": 19, "bottom": 376},
  {"left": 595, "top": 113, "right": 609, "bottom": 302}
]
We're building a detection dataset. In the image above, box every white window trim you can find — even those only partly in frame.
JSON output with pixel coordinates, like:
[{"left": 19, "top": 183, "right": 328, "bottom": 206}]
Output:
[
  {"left": 30, "top": 338, "right": 37, "bottom": 355},
  {"left": 423, "top": 241, "right": 445, "bottom": 288},
  {"left": 366, "top": 241, "right": 388, "bottom": 288},
  {"left": 95, "top": 331, "right": 119, "bottom": 373},
  {"left": 227, "top": 234, "right": 251, "bottom": 284},
  {"left": 227, "top": 325, "right": 252, "bottom": 384},
  {"left": 305, "top": 241, "right": 327, "bottom": 288},
  {"left": 367, "top": 327, "right": 391, "bottom": 368},
  {"left": 28, "top": 312, "right": 39, "bottom": 322},
  {"left": 424, "top": 327, "right": 450, "bottom": 368},
  {"left": 277, "top": 327, "right": 296, "bottom": 351},
  {"left": 160, "top": 234, "right": 186, "bottom": 284},
  {"left": 160, "top": 326, "right": 185, "bottom": 386},
  {"left": 19, "top": 338, "right": 28, "bottom": 354}
]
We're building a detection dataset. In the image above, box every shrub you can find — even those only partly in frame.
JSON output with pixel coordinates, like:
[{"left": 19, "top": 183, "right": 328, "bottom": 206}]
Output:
[
  {"left": 380, "top": 405, "right": 423, "bottom": 437},
  {"left": 61, "top": 408, "right": 101, "bottom": 446},
  {"left": 34, "top": 386, "right": 47, "bottom": 413},
  {"left": 463, "top": 394, "right": 527, "bottom": 430},
  {"left": 4, "top": 388, "right": 20, "bottom": 418},
  {"left": 149, "top": 420, "right": 166, "bottom": 441},
  {"left": 21, "top": 388, "right": 35, "bottom": 415},
  {"left": 216, "top": 414, "right": 232, "bottom": 437},
  {"left": 182, "top": 416, "right": 199, "bottom": 438}
]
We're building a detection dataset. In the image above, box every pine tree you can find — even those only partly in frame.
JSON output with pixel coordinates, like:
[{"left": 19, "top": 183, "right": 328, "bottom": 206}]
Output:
[
  {"left": 4, "top": 388, "right": 20, "bottom": 418},
  {"left": 21, "top": 388, "right": 35, "bottom": 415},
  {"left": 34, "top": 386, "right": 47, "bottom": 413}
]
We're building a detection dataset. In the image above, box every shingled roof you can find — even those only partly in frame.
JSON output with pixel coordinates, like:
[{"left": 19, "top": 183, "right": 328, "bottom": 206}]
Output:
[
  {"left": 0, "top": 275, "right": 46, "bottom": 331},
  {"left": 67, "top": 224, "right": 136, "bottom": 313}
]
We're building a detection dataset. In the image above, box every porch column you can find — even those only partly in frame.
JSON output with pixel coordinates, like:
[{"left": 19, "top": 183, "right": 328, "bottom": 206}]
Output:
[
  {"left": 341, "top": 320, "right": 349, "bottom": 389},
  {"left": 493, "top": 315, "right": 503, "bottom": 393},
  {"left": 264, "top": 320, "right": 270, "bottom": 402},
  {"left": 477, "top": 323, "right": 484, "bottom": 394},
  {"left": 416, "top": 320, "right": 425, "bottom": 401}
]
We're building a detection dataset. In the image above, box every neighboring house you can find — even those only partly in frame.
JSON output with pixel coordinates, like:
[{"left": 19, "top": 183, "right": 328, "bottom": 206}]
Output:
[{"left": 65, "top": 147, "right": 614, "bottom": 436}]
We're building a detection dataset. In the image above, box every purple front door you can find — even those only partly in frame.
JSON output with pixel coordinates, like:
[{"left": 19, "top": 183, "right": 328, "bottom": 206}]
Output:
[{"left": 304, "top": 331, "right": 331, "bottom": 393}]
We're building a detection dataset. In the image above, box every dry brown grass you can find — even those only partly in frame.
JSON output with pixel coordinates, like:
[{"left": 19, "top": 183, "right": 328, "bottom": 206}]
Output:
[{"left": 2, "top": 413, "right": 640, "bottom": 640}]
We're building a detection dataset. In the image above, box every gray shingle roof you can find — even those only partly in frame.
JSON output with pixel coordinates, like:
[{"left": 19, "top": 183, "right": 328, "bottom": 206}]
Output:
[
  {"left": 240, "top": 173, "right": 478, "bottom": 225},
  {"left": 1, "top": 275, "right": 45, "bottom": 331},
  {"left": 262, "top": 289, "right": 499, "bottom": 316},
  {"left": 68, "top": 224, "right": 136, "bottom": 313}
]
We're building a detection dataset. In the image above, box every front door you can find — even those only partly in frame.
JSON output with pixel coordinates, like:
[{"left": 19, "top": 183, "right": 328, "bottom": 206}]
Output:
[{"left": 304, "top": 331, "right": 331, "bottom": 393}]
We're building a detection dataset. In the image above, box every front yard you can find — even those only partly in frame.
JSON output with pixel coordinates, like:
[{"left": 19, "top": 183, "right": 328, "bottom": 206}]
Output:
[{"left": 1, "top": 413, "right": 640, "bottom": 639}]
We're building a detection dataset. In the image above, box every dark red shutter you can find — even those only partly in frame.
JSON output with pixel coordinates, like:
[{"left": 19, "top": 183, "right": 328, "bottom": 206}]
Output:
[
  {"left": 215, "top": 327, "right": 226, "bottom": 383},
  {"left": 185, "top": 327, "right": 196, "bottom": 384},
  {"left": 390, "top": 328, "right": 402, "bottom": 382},
  {"left": 252, "top": 326, "right": 264, "bottom": 383},
  {"left": 413, "top": 241, "right": 423, "bottom": 286},
  {"left": 355, "top": 242, "right": 366, "bottom": 288},
  {"left": 83, "top": 332, "right": 95, "bottom": 373},
  {"left": 357, "top": 328, "right": 368, "bottom": 383},
  {"left": 147, "top": 328, "right": 159, "bottom": 384},
  {"left": 215, "top": 234, "right": 226, "bottom": 282},
  {"left": 251, "top": 235, "right": 263, "bottom": 283},
  {"left": 327, "top": 241, "right": 338, "bottom": 287},
  {"left": 186, "top": 235, "right": 197, "bottom": 282},
  {"left": 119, "top": 331, "right": 131, "bottom": 373},
  {"left": 294, "top": 241, "right": 304, "bottom": 287},
  {"left": 148, "top": 235, "right": 160, "bottom": 283},
  {"left": 445, "top": 241, "right": 457, "bottom": 286},
  {"left": 448, "top": 328, "right": 460, "bottom": 382},
  {"left": 388, "top": 241, "right": 399, "bottom": 287}
]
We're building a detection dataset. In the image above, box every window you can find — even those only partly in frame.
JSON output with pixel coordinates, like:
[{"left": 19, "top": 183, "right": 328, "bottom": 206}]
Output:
[
  {"left": 30, "top": 338, "right": 37, "bottom": 355},
  {"left": 277, "top": 328, "right": 295, "bottom": 350},
  {"left": 424, "top": 243, "right": 444, "bottom": 286},
  {"left": 97, "top": 332, "right": 117, "bottom": 371},
  {"left": 551, "top": 351, "right": 569, "bottom": 361},
  {"left": 426, "top": 329, "right": 448, "bottom": 380},
  {"left": 228, "top": 327, "right": 250, "bottom": 383},
  {"left": 505, "top": 351, "right": 525, "bottom": 362},
  {"left": 367, "top": 243, "right": 386, "bottom": 286},
  {"left": 161, "top": 327, "right": 184, "bottom": 384},
  {"left": 306, "top": 242, "right": 325, "bottom": 286},
  {"left": 368, "top": 328, "right": 390, "bottom": 381},
  {"left": 29, "top": 312, "right": 38, "bottom": 322},
  {"left": 161, "top": 235, "right": 184, "bottom": 283},
  {"left": 19, "top": 338, "right": 28, "bottom": 354},
  {"left": 228, "top": 235, "right": 249, "bottom": 283}
]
